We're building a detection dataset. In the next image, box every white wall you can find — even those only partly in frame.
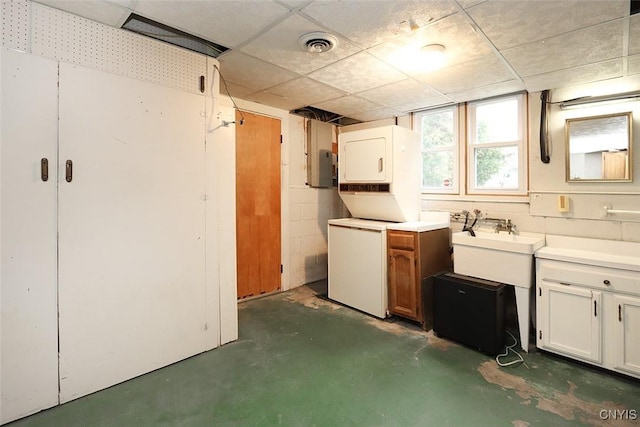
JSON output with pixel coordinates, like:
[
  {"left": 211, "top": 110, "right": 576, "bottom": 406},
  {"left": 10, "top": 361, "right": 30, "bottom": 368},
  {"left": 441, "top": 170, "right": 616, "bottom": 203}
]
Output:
[
  {"left": 420, "top": 83, "right": 640, "bottom": 243},
  {"left": 288, "top": 115, "right": 348, "bottom": 288}
]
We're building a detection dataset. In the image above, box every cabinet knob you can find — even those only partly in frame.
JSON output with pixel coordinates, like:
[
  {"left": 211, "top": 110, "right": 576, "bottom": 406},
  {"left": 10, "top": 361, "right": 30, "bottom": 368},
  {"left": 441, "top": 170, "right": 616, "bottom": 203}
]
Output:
[{"left": 603, "top": 279, "right": 611, "bottom": 286}]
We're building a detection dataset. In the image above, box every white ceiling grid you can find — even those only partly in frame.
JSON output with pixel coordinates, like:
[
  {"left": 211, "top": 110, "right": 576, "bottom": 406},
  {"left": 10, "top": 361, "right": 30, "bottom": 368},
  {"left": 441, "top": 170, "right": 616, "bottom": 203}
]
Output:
[{"left": 33, "top": 0, "right": 640, "bottom": 122}]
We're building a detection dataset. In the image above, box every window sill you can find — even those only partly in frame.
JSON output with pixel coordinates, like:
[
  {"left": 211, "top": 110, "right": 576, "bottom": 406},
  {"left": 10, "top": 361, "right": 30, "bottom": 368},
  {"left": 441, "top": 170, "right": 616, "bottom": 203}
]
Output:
[{"left": 421, "top": 193, "right": 530, "bottom": 204}]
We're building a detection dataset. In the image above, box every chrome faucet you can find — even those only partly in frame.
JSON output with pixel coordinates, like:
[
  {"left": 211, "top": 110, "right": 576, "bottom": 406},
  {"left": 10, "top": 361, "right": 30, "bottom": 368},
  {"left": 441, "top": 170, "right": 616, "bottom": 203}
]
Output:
[
  {"left": 484, "top": 217, "right": 517, "bottom": 234},
  {"left": 497, "top": 219, "right": 518, "bottom": 234}
]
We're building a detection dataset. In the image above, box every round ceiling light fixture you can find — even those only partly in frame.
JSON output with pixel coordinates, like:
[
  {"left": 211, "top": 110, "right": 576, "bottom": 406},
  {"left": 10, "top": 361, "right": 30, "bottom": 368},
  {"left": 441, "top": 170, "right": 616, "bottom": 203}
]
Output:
[
  {"left": 298, "top": 32, "right": 339, "bottom": 53},
  {"left": 421, "top": 44, "right": 447, "bottom": 70}
]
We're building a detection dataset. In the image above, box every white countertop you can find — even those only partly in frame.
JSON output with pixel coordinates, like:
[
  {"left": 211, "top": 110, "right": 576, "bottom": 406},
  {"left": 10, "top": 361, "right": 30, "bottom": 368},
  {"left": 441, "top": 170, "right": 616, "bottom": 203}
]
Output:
[
  {"left": 386, "top": 221, "right": 449, "bottom": 232},
  {"left": 327, "top": 218, "right": 396, "bottom": 231},
  {"left": 535, "top": 235, "right": 640, "bottom": 272},
  {"left": 328, "top": 217, "right": 449, "bottom": 232}
]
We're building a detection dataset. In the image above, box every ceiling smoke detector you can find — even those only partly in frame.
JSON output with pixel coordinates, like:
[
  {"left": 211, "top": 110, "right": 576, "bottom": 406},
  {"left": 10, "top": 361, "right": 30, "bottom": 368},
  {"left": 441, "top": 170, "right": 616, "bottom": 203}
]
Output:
[{"left": 298, "top": 32, "right": 339, "bottom": 53}]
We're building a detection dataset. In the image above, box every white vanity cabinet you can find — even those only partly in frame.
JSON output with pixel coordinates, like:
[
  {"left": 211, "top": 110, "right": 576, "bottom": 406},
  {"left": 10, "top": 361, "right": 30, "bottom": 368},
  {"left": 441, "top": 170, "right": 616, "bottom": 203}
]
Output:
[
  {"left": 612, "top": 294, "right": 640, "bottom": 375},
  {"left": 536, "top": 235, "right": 640, "bottom": 379},
  {"left": 538, "top": 279, "right": 602, "bottom": 364}
]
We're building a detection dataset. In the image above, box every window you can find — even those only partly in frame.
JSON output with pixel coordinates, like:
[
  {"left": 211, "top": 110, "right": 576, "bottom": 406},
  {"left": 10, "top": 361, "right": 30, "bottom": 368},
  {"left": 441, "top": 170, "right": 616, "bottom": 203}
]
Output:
[
  {"left": 415, "top": 106, "right": 459, "bottom": 193},
  {"left": 467, "top": 93, "right": 527, "bottom": 194}
]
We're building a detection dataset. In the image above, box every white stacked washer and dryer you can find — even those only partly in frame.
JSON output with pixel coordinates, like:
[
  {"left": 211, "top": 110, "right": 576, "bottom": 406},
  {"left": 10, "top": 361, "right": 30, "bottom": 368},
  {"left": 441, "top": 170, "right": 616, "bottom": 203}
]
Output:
[{"left": 327, "top": 125, "right": 449, "bottom": 318}]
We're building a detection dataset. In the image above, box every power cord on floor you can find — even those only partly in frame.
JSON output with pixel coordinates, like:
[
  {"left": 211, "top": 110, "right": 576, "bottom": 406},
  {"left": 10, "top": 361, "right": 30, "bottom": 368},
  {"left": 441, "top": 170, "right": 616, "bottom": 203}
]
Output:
[{"left": 496, "top": 331, "right": 529, "bottom": 368}]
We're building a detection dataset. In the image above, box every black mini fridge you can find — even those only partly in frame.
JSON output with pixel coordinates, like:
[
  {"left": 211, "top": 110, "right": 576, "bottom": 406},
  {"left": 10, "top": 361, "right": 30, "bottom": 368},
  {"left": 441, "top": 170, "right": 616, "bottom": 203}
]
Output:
[{"left": 433, "top": 272, "right": 505, "bottom": 355}]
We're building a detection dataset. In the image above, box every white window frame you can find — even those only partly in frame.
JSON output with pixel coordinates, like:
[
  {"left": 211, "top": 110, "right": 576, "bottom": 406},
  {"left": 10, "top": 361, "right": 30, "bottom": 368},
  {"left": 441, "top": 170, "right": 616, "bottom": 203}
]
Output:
[
  {"left": 415, "top": 106, "right": 459, "bottom": 194},
  {"left": 466, "top": 93, "right": 528, "bottom": 195}
]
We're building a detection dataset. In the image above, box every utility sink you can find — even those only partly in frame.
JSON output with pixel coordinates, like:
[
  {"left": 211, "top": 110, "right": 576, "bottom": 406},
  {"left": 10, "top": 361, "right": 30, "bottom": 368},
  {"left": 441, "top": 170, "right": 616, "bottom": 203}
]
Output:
[
  {"left": 452, "top": 230, "right": 546, "bottom": 353},
  {"left": 453, "top": 230, "right": 546, "bottom": 256},
  {"left": 452, "top": 231, "right": 546, "bottom": 288}
]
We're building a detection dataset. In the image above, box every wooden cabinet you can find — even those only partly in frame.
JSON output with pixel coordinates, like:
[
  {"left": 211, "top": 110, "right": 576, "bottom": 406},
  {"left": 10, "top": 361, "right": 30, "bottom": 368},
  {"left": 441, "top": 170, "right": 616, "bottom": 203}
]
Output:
[
  {"left": 536, "top": 256, "right": 640, "bottom": 379},
  {"left": 387, "top": 228, "right": 450, "bottom": 328}
]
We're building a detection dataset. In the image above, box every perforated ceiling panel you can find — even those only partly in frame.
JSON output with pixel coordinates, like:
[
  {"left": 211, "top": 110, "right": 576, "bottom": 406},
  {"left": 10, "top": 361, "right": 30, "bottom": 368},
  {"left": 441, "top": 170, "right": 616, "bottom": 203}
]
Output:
[
  {"left": 1, "top": 0, "right": 30, "bottom": 51},
  {"left": 30, "top": 2, "right": 209, "bottom": 95}
]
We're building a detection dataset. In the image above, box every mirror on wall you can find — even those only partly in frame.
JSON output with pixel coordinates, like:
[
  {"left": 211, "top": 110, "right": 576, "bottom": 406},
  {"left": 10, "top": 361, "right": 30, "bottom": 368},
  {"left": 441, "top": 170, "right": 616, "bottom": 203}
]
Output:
[{"left": 565, "top": 112, "right": 633, "bottom": 182}]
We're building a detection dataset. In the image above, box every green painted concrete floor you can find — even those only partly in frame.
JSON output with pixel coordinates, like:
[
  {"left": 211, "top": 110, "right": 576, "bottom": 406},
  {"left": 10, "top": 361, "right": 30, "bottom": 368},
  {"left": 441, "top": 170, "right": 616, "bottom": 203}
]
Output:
[{"left": 8, "top": 281, "right": 640, "bottom": 427}]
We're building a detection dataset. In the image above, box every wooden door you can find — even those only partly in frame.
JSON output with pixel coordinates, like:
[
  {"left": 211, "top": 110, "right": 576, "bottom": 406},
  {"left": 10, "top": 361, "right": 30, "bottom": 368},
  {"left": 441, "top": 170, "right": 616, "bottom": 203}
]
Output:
[
  {"left": 57, "top": 63, "right": 209, "bottom": 402},
  {"left": 235, "top": 111, "right": 281, "bottom": 299},
  {"left": 388, "top": 231, "right": 418, "bottom": 320},
  {"left": 602, "top": 151, "right": 628, "bottom": 179},
  {"left": 388, "top": 247, "right": 418, "bottom": 319},
  {"left": 1, "top": 49, "right": 59, "bottom": 424}
]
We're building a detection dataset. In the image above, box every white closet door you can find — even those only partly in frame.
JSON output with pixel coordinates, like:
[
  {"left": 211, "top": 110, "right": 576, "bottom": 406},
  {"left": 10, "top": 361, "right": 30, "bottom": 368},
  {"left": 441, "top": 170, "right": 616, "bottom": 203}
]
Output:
[
  {"left": 58, "top": 63, "right": 209, "bottom": 402},
  {"left": 0, "top": 49, "right": 59, "bottom": 424}
]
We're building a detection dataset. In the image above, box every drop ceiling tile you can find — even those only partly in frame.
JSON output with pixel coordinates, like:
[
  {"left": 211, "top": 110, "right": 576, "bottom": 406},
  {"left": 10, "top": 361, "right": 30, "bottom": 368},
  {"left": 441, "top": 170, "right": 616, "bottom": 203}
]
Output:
[
  {"left": 265, "top": 77, "right": 347, "bottom": 105},
  {"left": 242, "top": 91, "right": 304, "bottom": 111},
  {"left": 104, "top": 0, "right": 134, "bottom": 6},
  {"left": 312, "top": 95, "right": 384, "bottom": 118},
  {"left": 134, "top": 0, "right": 291, "bottom": 48},
  {"left": 300, "top": 0, "right": 456, "bottom": 49},
  {"left": 629, "top": 14, "right": 640, "bottom": 56},
  {"left": 414, "top": 54, "right": 514, "bottom": 94},
  {"left": 523, "top": 59, "right": 623, "bottom": 92},
  {"left": 457, "top": 0, "right": 484, "bottom": 9},
  {"left": 356, "top": 79, "right": 443, "bottom": 109},
  {"left": 307, "top": 51, "right": 407, "bottom": 94},
  {"left": 34, "top": 0, "right": 131, "bottom": 26},
  {"left": 368, "top": 13, "right": 493, "bottom": 75},
  {"left": 467, "top": 0, "right": 627, "bottom": 50},
  {"left": 238, "top": 14, "right": 362, "bottom": 75},
  {"left": 628, "top": 55, "right": 640, "bottom": 76},
  {"left": 394, "top": 95, "right": 455, "bottom": 113},
  {"left": 502, "top": 20, "right": 624, "bottom": 78},
  {"left": 276, "top": 0, "right": 314, "bottom": 8},
  {"left": 351, "top": 107, "right": 404, "bottom": 123},
  {"left": 218, "top": 51, "right": 301, "bottom": 92},
  {"left": 446, "top": 80, "right": 525, "bottom": 103}
]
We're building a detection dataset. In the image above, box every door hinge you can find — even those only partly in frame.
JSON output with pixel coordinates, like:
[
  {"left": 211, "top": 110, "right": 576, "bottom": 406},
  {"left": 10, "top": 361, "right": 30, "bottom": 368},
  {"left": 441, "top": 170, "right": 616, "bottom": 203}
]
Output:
[
  {"left": 539, "top": 287, "right": 542, "bottom": 297},
  {"left": 280, "top": 135, "right": 283, "bottom": 144},
  {"left": 280, "top": 264, "right": 283, "bottom": 273},
  {"left": 539, "top": 330, "right": 542, "bottom": 340}
]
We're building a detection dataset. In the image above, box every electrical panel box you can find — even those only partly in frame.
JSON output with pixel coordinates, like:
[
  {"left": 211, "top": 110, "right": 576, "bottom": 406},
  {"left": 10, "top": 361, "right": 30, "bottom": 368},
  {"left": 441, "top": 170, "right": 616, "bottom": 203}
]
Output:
[{"left": 307, "top": 119, "right": 334, "bottom": 188}]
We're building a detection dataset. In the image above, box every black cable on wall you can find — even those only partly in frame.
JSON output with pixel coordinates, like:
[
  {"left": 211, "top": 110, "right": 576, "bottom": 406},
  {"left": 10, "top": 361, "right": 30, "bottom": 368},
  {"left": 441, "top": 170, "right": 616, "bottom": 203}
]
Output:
[{"left": 539, "top": 90, "right": 551, "bottom": 163}]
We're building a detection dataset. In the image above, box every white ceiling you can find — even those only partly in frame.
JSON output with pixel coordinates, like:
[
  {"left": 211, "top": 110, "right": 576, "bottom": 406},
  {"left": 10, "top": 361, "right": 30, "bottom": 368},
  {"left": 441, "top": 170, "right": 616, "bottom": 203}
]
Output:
[{"left": 35, "top": 0, "right": 640, "bottom": 123}]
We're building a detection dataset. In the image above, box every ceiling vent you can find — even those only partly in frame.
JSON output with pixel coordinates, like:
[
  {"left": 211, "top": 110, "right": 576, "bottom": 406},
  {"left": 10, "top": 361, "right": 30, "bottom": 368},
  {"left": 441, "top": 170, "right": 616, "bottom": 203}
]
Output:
[{"left": 298, "top": 32, "right": 339, "bottom": 53}]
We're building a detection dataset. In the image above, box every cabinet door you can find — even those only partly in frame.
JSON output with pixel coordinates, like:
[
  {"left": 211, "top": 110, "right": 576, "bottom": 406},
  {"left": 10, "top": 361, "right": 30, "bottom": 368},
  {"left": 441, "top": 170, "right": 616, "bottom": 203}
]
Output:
[
  {"left": 57, "top": 63, "right": 209, "bottom": 402},
  {"left": 328, "top": 225, "right": 386, "bottom": 318},
  {"left": 1, "top": 49, "right": 59, "bottom": 424},
  {"left": 388, "top": 247, "right": 418, "bottom": 319},
  {"left": 342, "top": 137, "right": 389, "bottom": 182},
  {"left": 538, "top": 281, "right": 602, "bottom": 363},
  {"left": 613, "top": 294, "right": 640, "bottom": 376}
]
